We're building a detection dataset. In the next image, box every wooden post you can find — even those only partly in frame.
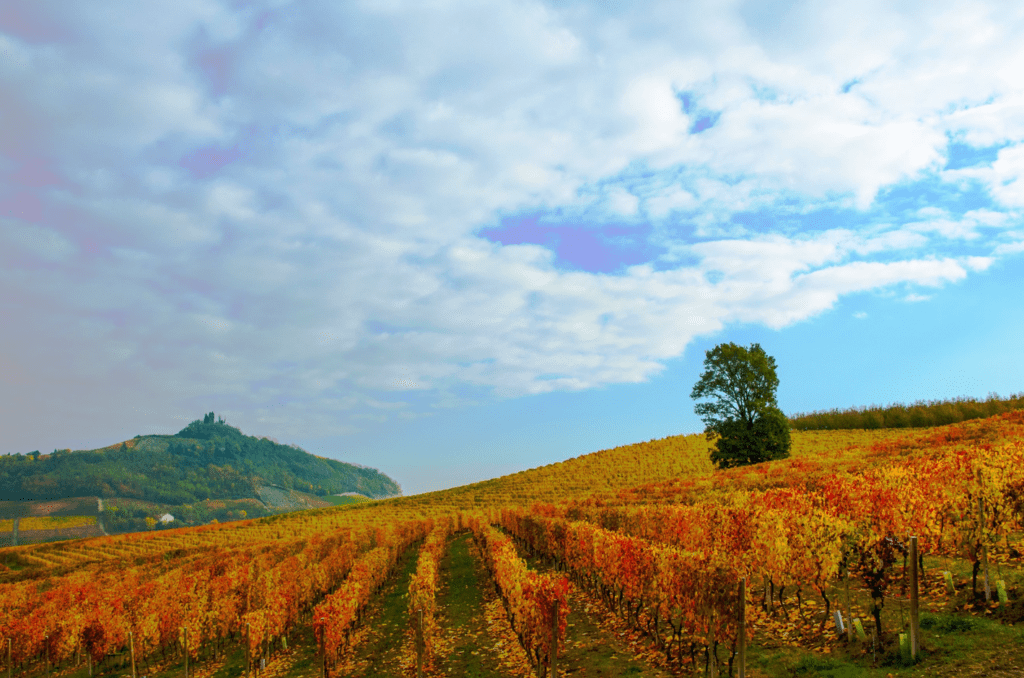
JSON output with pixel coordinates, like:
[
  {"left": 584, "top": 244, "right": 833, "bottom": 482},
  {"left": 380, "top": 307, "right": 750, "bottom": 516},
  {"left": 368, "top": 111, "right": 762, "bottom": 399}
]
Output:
[
  {"left": 738, "top": 578, "right": 746, "bottom": 678},
  {"left": 977, "top": 497, "right": 991, "bottom": 602},
  {"left": 246, "top": 623, "right": 251, "bottom": 678},
  {"left": 416, "top": 608, "right": 423, "bottom": 678},
  {"left": 982, "top": 543, "right": 991, "bottom": 603},
  {"left": 129, "top": 631, "right": 136, "bottom": 678},
  {"left": 319, "top": 624, "right": 326, "bottom": 678},
  {"left": 184, "top": 627, "right": 189, "bottom": 678},
  {"left": 843, "top": 563, "right": 854, "bottom": 643},
  {"left": 909, "top": 536, "right": 919, "bottom": 660},
  {"left": 977, "top": 471, "right": 992, "bottom": 603},
  {"left": 708, "top": 607, "right": 717, "bottom": 678},
  {"left": 6, "top": 637, "right": 10, "bottom": 678},
  {"left": 550, "top": 599, "right": 559, "bottom": 678},
  {"left": 45, "top": 635, "right": 50, "bottom": 678},
  {"left": 88, "top": 650, "right": 92, "bottom": 678}
]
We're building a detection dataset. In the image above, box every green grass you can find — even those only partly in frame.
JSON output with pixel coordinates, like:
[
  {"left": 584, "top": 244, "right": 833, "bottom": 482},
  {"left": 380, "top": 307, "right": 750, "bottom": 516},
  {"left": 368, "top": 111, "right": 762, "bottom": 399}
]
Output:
[
  {"left": 8, "top": 635, "right": 257, "bottom": 678},
  {"left": 432, "top": 532, "right": 512, "bottom": 677},
  {"left": 745, "top": 607, "right": 1024, "bottom": 678},
  {"left": 791, "top": 654, "right": 863, "bottom": 677},
  {"left": 342, "top": 540, "right": 421, "bottom": 678}
]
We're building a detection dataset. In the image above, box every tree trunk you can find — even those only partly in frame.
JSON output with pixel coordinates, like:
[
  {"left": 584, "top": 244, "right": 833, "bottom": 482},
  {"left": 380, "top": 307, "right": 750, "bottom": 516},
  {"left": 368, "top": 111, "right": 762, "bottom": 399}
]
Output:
[
  {"left": 816, "top": 586, "right": 831, "bottom": 634},
  {"left": 871, "top": 598, "right": 884, "bottom": 645},
  {"left": 972, "top": 560, "right": 980, "bottom": 599}
]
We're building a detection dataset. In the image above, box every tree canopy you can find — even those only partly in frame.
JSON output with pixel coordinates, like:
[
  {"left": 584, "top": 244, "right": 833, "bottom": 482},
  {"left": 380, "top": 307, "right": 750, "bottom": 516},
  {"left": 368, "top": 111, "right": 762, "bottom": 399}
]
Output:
[{"left": 691, "top": 342, "right": 791, "bottom": 468}]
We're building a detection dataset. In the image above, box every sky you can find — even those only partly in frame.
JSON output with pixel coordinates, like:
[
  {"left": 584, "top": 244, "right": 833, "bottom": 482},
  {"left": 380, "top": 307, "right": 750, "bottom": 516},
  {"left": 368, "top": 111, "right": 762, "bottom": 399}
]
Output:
[{"left": 3, "top": 1, "right": 1024, "bottom": 496}]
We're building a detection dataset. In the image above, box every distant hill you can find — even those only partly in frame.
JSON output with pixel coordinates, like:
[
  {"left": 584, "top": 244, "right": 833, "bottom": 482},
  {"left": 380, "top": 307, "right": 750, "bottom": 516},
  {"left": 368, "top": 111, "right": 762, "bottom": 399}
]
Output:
[{"left": 0, "top": 413, "right": 402, "bottom": 506}]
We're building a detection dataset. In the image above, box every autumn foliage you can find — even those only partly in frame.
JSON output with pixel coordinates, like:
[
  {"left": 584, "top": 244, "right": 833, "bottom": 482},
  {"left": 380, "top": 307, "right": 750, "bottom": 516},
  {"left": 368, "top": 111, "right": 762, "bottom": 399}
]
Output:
[
  {"left": 405, "top": 515, "right": 456, "bottom": 670},
  {"left": 3, "top": 410, "right": 1024, "bottom": 675},
  {"left": 469, "top": 517, "right": 570, "bottom": 677}
]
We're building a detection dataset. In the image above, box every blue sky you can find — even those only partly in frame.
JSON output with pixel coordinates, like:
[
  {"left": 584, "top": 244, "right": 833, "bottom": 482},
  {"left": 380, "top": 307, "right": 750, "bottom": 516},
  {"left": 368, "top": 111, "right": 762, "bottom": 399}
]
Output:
[{"left": 3, "top": 1, "right": 1024, "bottom": 495}]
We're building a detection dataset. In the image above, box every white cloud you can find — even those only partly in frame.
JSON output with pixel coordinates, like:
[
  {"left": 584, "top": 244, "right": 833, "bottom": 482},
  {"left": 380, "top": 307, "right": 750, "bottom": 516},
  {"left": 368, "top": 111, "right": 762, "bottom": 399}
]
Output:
[
  {"left": 618, "top": 75, "right": 691, "bottom": 155},
  {"left": 645, "top": 186, "right": 696, "bottom": 218},
  {"left": 703, "top": 248, "right": 970, "bottom": 329},
  {"left": 4, "top": 0, "right": 1024, "bottom": 447},
  {"left": 962, "top": 256, "right": 994, "bottom": 271},
  {"left": 952, "top": 144, "right": 1024, "bottom": 207},
  {"left": 703, "top": 96, "right": 946, "bottom": 209},
  {"left": 605, "top": 186, "right": 639, "bottom": 216},
  {"left": 0, "top": 218, "right": 76, "bottom": 263},
  {"left": 993, "top": 240, "right": 1024, "bottom": 255},
  {"left": 853, "top": 229, "right": 930, "bottom": 254}
]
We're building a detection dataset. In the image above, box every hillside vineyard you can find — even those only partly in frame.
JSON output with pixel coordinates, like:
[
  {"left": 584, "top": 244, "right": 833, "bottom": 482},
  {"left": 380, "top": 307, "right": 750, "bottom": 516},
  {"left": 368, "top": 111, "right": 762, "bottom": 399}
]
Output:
[{"left": 2, "top": 411, "right": 1024, "bottom": 676}]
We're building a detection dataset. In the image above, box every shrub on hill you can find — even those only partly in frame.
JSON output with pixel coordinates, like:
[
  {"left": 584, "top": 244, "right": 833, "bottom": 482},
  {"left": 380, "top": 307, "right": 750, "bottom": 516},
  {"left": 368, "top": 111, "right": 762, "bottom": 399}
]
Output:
[{"left": 789, "top": 393, "right": 1024, "bottom": 430}]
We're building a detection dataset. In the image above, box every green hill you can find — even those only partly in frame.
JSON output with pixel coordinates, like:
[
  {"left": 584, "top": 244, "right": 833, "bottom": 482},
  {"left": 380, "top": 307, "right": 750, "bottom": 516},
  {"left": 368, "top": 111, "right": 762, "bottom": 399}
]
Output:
[{"left": 0, "top": 413, "right": 402, "bottom": 506}]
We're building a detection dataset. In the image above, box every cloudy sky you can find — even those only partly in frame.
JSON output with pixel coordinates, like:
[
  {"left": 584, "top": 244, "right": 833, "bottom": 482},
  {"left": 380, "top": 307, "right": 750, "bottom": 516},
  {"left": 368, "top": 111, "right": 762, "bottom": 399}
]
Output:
[{"left": 3, "top": 1, "right": 1024, "bottom": 495}]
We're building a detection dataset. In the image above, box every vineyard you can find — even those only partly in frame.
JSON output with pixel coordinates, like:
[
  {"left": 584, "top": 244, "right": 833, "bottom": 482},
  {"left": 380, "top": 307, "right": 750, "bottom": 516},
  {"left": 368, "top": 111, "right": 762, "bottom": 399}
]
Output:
[{"left": 3, "top": 413, "right": 1024, "bottom": 677}]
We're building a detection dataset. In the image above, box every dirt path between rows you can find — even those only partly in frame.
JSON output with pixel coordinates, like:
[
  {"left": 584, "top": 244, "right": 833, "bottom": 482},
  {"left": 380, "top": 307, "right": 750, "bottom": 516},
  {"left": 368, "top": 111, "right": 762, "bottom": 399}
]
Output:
[{"left": 434, "top": 532, "right": 530, "bottom": 677}]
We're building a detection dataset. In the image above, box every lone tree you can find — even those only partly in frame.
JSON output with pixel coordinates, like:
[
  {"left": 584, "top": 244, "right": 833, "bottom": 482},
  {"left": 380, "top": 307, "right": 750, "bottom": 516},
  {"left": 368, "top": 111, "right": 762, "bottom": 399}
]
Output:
[{"left": 691, "top": 342, "right": 791, "bottom": 469}]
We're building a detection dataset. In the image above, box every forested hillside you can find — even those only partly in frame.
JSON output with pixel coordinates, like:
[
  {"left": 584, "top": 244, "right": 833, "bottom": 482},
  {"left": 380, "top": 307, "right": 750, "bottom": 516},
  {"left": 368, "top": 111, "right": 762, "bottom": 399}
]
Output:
[{"left": 0, "top": 414, "right": 401, "bottom": 504}]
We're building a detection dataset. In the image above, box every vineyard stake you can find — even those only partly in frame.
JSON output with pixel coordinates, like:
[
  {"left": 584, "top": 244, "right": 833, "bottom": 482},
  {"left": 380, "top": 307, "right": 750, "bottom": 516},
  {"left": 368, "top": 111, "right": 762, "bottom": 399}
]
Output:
[
  {"left": 983, "top": 543, "right": 991, "bottom": 602},
  {"left": 708, "top": 607, "right": 717, "bottom": 678},
  {"left": 319, "top": 623, "right": 326, "bottom": 678},
  {"left": 129, "top": 631, "right": 136, "bottom": 678},
  {"left": 184, "top": 627, "right": 189, "bottom": 678},
  {"left": 977, "top": 497, "right": 991, "bottom": 602},
  {"left": 246, "top": 623, "right": 251, "bottom": 678},
  {"left": 997, "top": 579, "right": 1009, "bottom": 605},
  {"left": 45, "top": 634, "right": 50, "bottom": 678},
  {"left": 977, "top": 471, "right": 992, "bottom": 602},
  {"left": 909, "top": 536, "right": 919, "bottom": 660},
  {"left": 550, "top": 599, "right": 559, "bottom": 678},
  {"left": 416, "top": 608, "right": 423, "bottom": 678},
  {"left": 843, "top": 563, "right": 853, "bottom": 643},
  {"left": 6, "top": 637, "right": 10, "bottom": 678},
  {"left": 738, "top": 578, "right": 746, "bottom": 678}
]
